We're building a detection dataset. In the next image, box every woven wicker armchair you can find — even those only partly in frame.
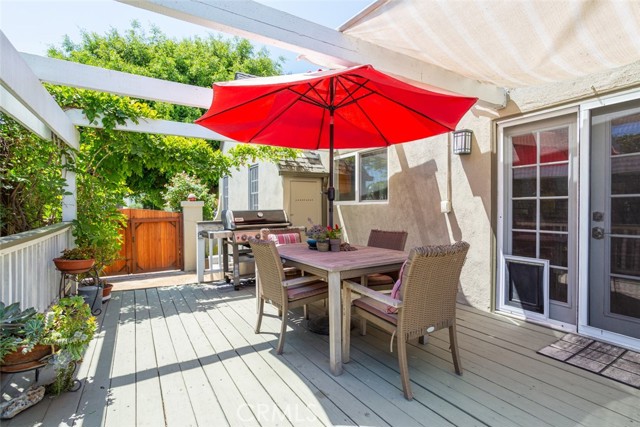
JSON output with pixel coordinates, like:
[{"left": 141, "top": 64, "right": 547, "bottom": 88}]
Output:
[
  {"left": 249, "top": 238, "right": 328, "bottom": 354},
  {"left": 342, "top": 241, "right": 470, "bottom": 400},
  {"left": 362, "top": 229, "right": 408, "bottom": 290}
]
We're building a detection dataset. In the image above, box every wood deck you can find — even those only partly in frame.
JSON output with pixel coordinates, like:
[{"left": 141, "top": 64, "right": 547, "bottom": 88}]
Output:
[{"left": 2, "top": 284, "right": 639, "bottom": 426}]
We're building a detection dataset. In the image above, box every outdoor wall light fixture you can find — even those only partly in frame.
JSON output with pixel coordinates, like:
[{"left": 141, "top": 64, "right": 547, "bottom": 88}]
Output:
[{"left": 452, "top": 129, "right": 473, "bottom": 155}]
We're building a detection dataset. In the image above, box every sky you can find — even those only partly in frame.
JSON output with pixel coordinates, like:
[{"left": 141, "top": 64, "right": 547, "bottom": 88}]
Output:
[{"left": 0, "top": 0, "right": 371, "bottom": 74}]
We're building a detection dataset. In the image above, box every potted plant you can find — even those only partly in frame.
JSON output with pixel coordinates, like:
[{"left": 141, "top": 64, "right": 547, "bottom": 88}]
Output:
[
  {"left": 0, "top": 302, "right": 52, "bottom": 373},
  {"left": 52, "top": 246, "right": 96, "bottom": 274},
  {"left": 42, "top": 296, "right": 97, "bottom": 395},
  {"left": 306, "top": 218, "right": 328, "bottom": 250},
  {"left": 326, "top": 224, "right": 342, "bottom": 252}
]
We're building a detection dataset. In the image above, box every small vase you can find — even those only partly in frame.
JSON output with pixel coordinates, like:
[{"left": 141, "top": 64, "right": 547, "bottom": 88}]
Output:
[
  {"left": 306, "top": 238, "right": 317, "bottom": 250},
  {"left": 316, "top": 240, "right": 330, "bottom": 252},
  {"left": 329, "top": 238, "right": 341, "bottom": 252}
]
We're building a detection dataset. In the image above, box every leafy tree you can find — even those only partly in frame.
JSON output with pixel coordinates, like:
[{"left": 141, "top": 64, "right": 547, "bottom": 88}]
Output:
[
  {"left": 0, "top": 114, "right": 69, "bottom": 236},
  {"left": 164, "top": 172, "right": 217, "bottom": 219}
]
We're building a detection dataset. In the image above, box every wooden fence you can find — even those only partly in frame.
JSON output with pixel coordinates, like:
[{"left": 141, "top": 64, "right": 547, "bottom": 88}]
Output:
[{"left": 104, "top": 209, "right": 183, "bottom": 276}]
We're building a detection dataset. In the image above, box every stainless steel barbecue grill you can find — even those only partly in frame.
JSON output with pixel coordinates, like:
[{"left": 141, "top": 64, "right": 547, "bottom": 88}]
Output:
[{"left": 221, "top": 209, "right": 292, "bottom": 289}]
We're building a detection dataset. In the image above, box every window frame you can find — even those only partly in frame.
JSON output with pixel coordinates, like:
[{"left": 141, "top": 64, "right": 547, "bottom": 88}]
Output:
[
  {"left": 333, "top": 148, "right": 389, "bottom": 205},
  {"left": 248, "top": 165, "right": 259, "bottom": 210}
]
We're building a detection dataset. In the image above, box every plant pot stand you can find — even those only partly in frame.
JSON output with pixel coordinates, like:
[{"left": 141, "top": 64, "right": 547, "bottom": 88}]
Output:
[
  {"left": 55, "top": 266, "right": 103, "bottom": 315},
  {"left": 0, "top": 345, "right": 54, "bottom": 383}
]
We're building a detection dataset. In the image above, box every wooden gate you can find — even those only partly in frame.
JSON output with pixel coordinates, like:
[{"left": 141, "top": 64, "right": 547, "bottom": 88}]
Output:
[{"left": 104, "top": 209, "right": 183, "bottom": 275}]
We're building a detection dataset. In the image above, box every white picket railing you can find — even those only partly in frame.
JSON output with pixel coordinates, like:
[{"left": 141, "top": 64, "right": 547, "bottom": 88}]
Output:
[{"left": 0, "top": 223, "right": 73, "bottom": 312}]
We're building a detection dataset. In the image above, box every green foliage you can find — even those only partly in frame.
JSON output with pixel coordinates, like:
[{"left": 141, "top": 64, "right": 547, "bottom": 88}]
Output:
[
  {"left": 43, "top": 296, "right": 97, "bottom": 395},
  {"left": 0, "top": 302, "right": 47, "bottom": 363},
  {"left": 163, "top": 172, "right": 217, "bottom": 219},
  {"left": 1, "top": 21, "right": 299, "bottom": 271},
  {"left": 0, "top": 114, "right": 70, "bottom": 236},
  {"left": 59, "top": 247, "right": 96, "bottom": 261}
]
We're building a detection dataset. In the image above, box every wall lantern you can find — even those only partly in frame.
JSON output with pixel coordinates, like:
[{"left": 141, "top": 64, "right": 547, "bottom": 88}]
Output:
[{"left": 452, "top": 129, "right": 473, "bottom": 155}]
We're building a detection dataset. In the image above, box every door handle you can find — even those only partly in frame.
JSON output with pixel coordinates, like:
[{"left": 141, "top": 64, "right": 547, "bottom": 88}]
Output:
[{"left": 591, "top": 227, "right": 605, "bottom": 240}]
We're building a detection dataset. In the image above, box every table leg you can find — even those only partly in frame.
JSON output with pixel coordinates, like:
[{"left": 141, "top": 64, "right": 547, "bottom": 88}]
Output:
[{"left": 327, "top": 271, "right": 343, "bottom": 375}]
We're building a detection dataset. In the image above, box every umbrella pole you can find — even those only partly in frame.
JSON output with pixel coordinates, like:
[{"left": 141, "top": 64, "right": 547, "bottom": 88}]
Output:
[
  {"left": 327, "top": 80, "right": 335, "bottom": 227},
  {"left": 328, "top": 119, "right": 334, "bottom": 227}
]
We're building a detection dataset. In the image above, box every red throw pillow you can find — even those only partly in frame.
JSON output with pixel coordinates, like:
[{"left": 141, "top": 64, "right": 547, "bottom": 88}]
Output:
[{"left": 268, "top": 233, "right": 300, "bottom": 245}]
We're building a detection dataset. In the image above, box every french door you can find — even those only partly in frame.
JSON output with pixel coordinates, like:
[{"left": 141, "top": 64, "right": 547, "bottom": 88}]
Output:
[
  {"left": 588, "top": 101, "right": 640, "bottom": 339},
  {"left": 499, "top": 113, "right": 578, "bottom": 326}
]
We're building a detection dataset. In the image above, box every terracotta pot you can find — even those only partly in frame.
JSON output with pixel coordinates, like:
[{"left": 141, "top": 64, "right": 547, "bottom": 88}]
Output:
[
  {"left": 53, "top": 258, "right": 95, "bottom": 274},
  {"left": 102, "top": 283, "right": 114, "bottom": 301},
  {"left": 1, "top": 344, "right": 53, "bottom": 372},
  {"left": 329, "top": 238, "right": 341, "bottom": 252}
]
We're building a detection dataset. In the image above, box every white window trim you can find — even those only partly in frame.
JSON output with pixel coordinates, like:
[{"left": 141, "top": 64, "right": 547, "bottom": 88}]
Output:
[
  {"left": 248, "top": 164, "right": 259, "bottom": 210},
  {"left": 334, "top": 148, "right": 389, "bottom": 205}
]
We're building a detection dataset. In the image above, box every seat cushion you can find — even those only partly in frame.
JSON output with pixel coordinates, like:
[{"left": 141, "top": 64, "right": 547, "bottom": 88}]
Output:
[
  {"left": 287, "top": 281, "right": 327, "bottom": 301},
  {"left": 365, "top": 273, "right": 395, "bottom": 286},
  {"left": 353, "top": 296, "right": 398, "bottom": 325},
  {"left": 268, "top": 233, "right": 301, "bottom": 245}
]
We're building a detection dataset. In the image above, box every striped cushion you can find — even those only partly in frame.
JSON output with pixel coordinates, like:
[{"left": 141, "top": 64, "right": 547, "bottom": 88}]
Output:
[
  {"left": 268, "top": 233, "right": 301, "bottom": 245},
  {"left": 287, "top": 281, "right": 327, "bottom": 300},
  {"left": 353, "top": 296, "right": 398, "bottom": 325}
]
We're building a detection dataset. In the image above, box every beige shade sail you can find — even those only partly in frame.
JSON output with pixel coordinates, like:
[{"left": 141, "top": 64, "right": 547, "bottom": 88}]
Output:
[{"left": 341, "top": 0, "right": 640, "bottom": 88}]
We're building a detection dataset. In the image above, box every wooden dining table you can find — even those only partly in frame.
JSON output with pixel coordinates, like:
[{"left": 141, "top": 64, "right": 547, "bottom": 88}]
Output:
[{"left": 275, "top": 243, "right": 407, "bottom": 375}]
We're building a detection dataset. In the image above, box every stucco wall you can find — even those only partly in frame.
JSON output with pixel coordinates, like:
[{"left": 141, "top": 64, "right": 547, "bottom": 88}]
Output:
[
  {"left": 336, "top": 111, "right": 495, "bottom": 311},
  {"left": 222, "top": 142, "right": 284, "bottom": 210}
]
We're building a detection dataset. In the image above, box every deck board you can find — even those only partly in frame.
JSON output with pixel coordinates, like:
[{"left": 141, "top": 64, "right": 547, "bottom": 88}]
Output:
[{"left": 2, "top": 283, "right": 639, "bottom": 427}]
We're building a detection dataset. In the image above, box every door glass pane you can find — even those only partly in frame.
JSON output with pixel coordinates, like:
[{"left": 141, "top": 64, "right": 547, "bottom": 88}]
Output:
[
  {"left": 513, "top": 167, "right": 537, "bottom": 197},
  {"left": 539, "top": 233, "right": 568, "bottom": 267},
  {"left": 610, "top": 277, "right": 640, "bottom": 319},
  {"left": 611, "top": 154, "right": 640, "bottom": 194},
  {"left": 540, "top": 199, "right": 568, "bottom": 231},
  {"left": 611, "top": 112, "right": 640, "bottom": 155},
  {"left": 360, "top": 149, "right": 388, "bottom": 201},
  {"left": 540, "top": 127, "right": 569, "bottom": 163},
  {"left": 335, "top": 157, "right": 355, "bottom": 201},
  {"left": 610, "top": 236, "right": 640, "bottom": 276},
  {"left": 512, "top": 200, "right": 536, "bottom": 229},
  {"left": 611, "top": 197, "right": 640, "bottom": 235},
  {"left": 512, "top": 133, "right": 537, "bottom": 166},
  {"left": 540, "top": 164, "right": 568, "bottom": 196},
  {"left": 512, "top": 231, "right": 536, "bottom": 257},
  {"left": 550, "top": 267, "right": 569, "bottom": 303}
]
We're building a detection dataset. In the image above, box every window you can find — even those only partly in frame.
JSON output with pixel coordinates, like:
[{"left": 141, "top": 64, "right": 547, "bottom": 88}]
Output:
[
  {"left": 222, "top": 176, "right": 229, "bottom": 211},
  {"left": 335, "top": 149, "right": 388, "bottom": 202},
  {"left": 248, "top": 165, "right": 258, "bottom": 210},
  {"left": 508, "top": 124, "right": 570, "bottom": 304}
]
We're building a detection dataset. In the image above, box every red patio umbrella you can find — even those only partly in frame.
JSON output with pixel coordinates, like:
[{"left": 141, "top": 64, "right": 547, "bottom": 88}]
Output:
[{"left": 196, "top": 64, "right": 477, "bottom": 226}]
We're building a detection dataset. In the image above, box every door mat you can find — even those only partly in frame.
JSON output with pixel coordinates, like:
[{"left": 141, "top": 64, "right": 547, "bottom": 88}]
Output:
[{"left": 538, "top": 334, "right": 640, "bottom": 389}]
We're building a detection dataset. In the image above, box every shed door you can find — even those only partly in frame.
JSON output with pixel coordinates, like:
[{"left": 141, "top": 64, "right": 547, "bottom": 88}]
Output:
[{"left": 287, "top": 178, "right": 324, "bottom": 228}]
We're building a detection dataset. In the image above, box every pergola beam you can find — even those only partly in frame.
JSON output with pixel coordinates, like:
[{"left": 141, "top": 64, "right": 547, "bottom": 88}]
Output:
[
  {"left": 0, "top": 32, "right": 79, "bottom": 148},
  {"left": 117, "top": 0, "right": 507, "bottom": 107},
  {"left": 65, "top": 109, "right": 230, "bottom": 140},
  {"left": 22, "top": 53, "right": 213, "bottom": 109}
]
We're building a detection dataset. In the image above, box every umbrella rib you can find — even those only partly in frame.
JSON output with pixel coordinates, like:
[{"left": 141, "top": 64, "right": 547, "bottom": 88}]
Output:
[
  {"left": 340, "top": 74, "right": 460, "bottom": 131},
  {"left": 248, "top": 83, "right": 323, "bottom": 141}
]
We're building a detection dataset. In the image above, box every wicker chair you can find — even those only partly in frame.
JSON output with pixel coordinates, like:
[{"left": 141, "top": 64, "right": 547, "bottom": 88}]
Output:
[
  {"left": 342, "top": 241, "right": 470, "bottom": 400},
  {"left": 249, "top": 238, "right": 328, "bottom": 354},
  {"left": 363, "top": 229, "right": 408, "bottom": 290}
]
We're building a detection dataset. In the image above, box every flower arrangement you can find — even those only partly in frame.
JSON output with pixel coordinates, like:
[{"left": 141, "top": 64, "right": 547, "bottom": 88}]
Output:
[
  {"left": 326, "top": 224, "right": 342, "bottom": 240},
  {"left": 306, "top": 218, "right": 328, "bottom": 240}
]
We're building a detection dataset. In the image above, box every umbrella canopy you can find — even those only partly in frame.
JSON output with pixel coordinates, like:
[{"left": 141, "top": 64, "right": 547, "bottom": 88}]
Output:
[{"left": 196, "top": 64, "right": 477, "bottom": 225}]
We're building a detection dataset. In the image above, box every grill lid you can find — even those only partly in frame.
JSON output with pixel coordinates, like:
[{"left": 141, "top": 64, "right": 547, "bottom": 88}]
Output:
[{"left": 222, "top": 209, "right": 290, "bottom": 230}]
